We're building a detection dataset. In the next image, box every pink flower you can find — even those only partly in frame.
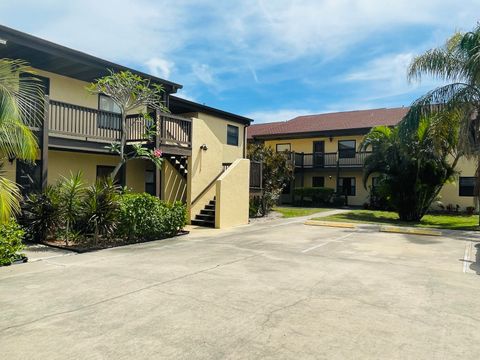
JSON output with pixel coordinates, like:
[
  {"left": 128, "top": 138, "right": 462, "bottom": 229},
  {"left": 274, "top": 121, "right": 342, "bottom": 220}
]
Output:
[{"left": 153, "top": 148, "right": 163, "bottom": 158}]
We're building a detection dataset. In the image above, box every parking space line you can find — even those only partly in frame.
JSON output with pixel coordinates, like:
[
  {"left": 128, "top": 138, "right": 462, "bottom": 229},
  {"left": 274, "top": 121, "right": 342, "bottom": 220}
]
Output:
[
  {"left": 463, "top": 241, "right": 474, "bottom": 274},
  {"left": 301, "top": 232, "right": 355, "bottom": 253}
]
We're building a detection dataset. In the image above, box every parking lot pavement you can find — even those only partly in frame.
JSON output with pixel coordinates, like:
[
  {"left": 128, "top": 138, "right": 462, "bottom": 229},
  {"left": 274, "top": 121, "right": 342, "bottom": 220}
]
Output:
[{"left": 1, "top": 217, "right": 479, "bottom": 359}]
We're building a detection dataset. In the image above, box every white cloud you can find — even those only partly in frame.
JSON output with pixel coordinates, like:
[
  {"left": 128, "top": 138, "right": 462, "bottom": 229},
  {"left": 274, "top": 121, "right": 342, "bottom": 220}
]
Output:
[
  {"left": 0, "top": 0, "right": 478, "bottom": 106},
  {"left": 340, "top": 51, "right": 445, "bottom": 102},
  {"left": 174, "top": 90, "right": 197, "bottom": 102},
  {"left": 191, "top": 63, "right": 216, "bottom": 86},
  {"left": 145, "top": 57, "right": 174, "bottom": 78}
]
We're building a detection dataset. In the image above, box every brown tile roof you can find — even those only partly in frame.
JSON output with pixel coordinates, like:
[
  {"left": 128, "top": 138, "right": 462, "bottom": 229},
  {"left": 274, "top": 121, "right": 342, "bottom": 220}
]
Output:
[{"left": 247, "top": 107, "right": 409, "bottom": 139}]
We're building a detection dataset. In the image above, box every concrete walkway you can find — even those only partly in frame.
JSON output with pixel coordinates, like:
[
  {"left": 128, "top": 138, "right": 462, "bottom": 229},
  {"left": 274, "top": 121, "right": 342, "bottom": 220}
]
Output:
[
  {"left": 1, "top": 215, "right": 479, "bottom": 359},
  {"left": 22, "top": 243, "right": 73, "bottom": 262}
]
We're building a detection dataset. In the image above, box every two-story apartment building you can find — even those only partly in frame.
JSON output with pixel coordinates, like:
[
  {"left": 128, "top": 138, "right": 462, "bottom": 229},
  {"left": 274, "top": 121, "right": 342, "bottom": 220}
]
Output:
[
  {"left": 0, "top": 25, "right": 251, "bottom": 229},
  {"left": 248, "top": 108, "right": 478, "bottom": 210}
]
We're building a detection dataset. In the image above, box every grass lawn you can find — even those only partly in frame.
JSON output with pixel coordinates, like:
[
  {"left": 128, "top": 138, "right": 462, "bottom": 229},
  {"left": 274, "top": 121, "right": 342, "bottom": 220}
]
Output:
[
  {"left": 274, "top": 206, "right": 331, "bottom": 218},
  {"left": 313, "top": 210, "right": 479, "bottom": 231}
]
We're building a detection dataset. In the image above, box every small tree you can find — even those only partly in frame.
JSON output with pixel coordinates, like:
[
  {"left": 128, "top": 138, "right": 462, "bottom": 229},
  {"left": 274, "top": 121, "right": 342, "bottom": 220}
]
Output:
[
  {"left": 248, "top": 143, "right": 294, "bottom": 216},
  {"left": 361, "top": 114, "right": 460, "bottom": 221},
  {"left": 87, "top": 70, "right": 167, "bottom": 179}
]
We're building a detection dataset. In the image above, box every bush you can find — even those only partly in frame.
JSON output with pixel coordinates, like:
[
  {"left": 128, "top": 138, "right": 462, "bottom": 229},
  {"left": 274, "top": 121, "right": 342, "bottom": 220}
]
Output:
[
  {"left": 331, "top": 194, "right": 346, "bottom": 207},
  {"left": 116, "top": 193, "right": 186, "bottom": 240},
  {"left": 293, "top": 187, "right": 335, "bottom": 206},
  {"left": 80, "top": 178, "right": 121, "bottom": 244},
  {"left": 0, "top": 220, "right": 25, "bottom": 266},
  {"left": 21, "top": 186, "right": 62, "bottom": 242},
  {"left": 466, "top": 206, "right": 476, "bottom": 215}
]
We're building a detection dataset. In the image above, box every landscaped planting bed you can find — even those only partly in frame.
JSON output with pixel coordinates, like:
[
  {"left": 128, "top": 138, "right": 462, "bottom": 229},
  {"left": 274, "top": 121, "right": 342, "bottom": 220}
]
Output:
[{"left": 17, "top": 173, "right": 187, "bottom": 254}]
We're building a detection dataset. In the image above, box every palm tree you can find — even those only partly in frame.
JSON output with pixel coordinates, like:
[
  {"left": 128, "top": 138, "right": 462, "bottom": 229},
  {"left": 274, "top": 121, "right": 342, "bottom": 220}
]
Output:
[
  {"left": 0, "top": 59, "right": 41, "bottom": 223},
  {"left": 361, "top": 116, "right": 457, "bottom": 221},
  {"left": 403, "top": 24, "right": 480, "bottom": 222}
]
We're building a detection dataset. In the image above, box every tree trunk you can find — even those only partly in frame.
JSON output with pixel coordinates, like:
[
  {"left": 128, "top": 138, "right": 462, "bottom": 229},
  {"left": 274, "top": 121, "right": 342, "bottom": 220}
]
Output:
[{"left": 111, "top": 111, "right": 127, "bottom": 179}]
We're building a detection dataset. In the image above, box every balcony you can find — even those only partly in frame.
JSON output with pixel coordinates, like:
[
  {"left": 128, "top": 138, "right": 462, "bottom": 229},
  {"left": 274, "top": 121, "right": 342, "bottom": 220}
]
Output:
[
  {"left": 293, "top": 151, "right": 371, "bottom": 170},
  {"left": 27, "top": 97, "right": 192, "bottom": 154}
]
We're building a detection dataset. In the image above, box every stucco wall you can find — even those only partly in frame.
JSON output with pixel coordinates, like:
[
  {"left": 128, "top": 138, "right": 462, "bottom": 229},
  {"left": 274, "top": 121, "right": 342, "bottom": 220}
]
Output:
[
  {"left": 264, "top": 134, "right": 365, "bottom": 154},
  {"left": 436, "top": 157, "right": 477, "bottom": 209},
  {"left": 293, "top": 170, "right": 371, "bottom": 206},
  {"left": 162, "top": 160, "right": 187, "bottom": 203},
  {"left": 215, "top": 159, "right": 250, "bottom": 228},
  {"left": 267, "top": 135, "right": 478, "bottom": 210},
  {"left": 3, "top": 160, "right": 16, "bottom": 183},
  {"left": 187, "top": 112, "right": 246, "bottom": 221},
  {"left": 47, "top": 150, "right": 145, "bottom": 192},
  {"left": 35, "top": 69, "right": 98, "bottom": 108}
]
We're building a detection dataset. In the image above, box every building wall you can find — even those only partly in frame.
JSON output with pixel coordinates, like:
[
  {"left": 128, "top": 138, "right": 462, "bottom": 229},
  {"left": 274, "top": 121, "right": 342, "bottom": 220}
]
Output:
[
  {"left": 436, "top": 157, "right": 477, "bottom": 209},
  {"left": 3, "top": 160, "right": 16, "bottom": 183},
  {"left": 215, "top": 159, "right": 250, "bottom": 228},
  {"left": 162, "top": 160, "right": 187, "bottom": 203},
  {"left": 264, "top": 134, "right": 365, "bottom": 154},
  {"left": 266, "top": 136, "right": 478, "bottom": 210},
  {"left": 33, "top": 68, "right": 145, "bottom": 114},
  {"left": 187, "top": 112, "right": 246, "bottom": 221},
  {"left": 35, "top": 69, "right": 98, "bottom": 108},
  {"left": 47, "top": 150, "right": 146, "bottom": 192}
]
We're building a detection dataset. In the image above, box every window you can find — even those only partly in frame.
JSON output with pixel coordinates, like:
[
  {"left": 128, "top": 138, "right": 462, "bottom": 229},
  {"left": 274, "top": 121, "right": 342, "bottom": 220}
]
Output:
[
  {"left": 96, "top": 165, "right": 125, "bottom": 186},
  {"left": 312, "top": 176, "right": 325, "bottom": 188},
  {"left": 372, "top": 176, "right": 380, "bottom": 188},
  {"left": 227, "top": 125, "right": 239, "bottom": 146},
  {"left": 338, "top": 140, "right": 356, "bottom": 159},
  {"left": 459, "top": 177, "right": 476, "bottom": 196},
  {"left": 276, "top": 143, "right": 291, "bottom": 152},
  {"left": 338, "top": 177, "right": 356, "bottom": 196},
  {"left": 98, "top": 94, "right": 121, "bottom": 130},
  {"left": 145, "top": 168, "right": 156, "bottom": 196}
]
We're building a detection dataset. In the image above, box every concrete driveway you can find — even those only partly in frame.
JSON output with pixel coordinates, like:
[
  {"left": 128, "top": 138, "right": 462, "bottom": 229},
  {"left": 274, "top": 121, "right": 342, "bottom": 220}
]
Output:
[{"left": 1, "top": 215, "right": 479, "bottom": 359}]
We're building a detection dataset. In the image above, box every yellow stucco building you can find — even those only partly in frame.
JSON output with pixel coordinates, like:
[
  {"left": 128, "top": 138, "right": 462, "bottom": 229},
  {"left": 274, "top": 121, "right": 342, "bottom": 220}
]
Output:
[
  {"left": 1, "top": 25, "right": 252, "bottom": 229},
  {"left": 248, "top": 108, "right": 478, "bottom": 210}
]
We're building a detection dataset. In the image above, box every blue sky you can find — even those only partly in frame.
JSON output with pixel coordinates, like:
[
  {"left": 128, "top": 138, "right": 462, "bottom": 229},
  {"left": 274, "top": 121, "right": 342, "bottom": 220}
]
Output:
[{"left": 1, "top": 0, "right": 479, "bottom": 123}]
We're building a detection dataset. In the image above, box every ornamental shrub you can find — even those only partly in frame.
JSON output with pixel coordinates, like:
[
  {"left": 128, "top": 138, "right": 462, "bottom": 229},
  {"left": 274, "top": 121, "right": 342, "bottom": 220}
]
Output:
[
  {"left": 293, "top": 187, "right": 335, "bottom": 206},
  {"left": 116, "top": 193, "right": 186, "bottom": 241},
  {"left": 0, "top": 219, "right": 25, "bottom": 266}
]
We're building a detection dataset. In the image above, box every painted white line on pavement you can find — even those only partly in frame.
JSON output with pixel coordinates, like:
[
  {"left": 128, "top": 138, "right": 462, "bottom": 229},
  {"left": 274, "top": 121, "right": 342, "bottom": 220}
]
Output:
[
  {"left": 463, "top": 241, "right": 474, "bottom": 274},
  {"left": 301, "top": 232, "right": 355, "bottom": 253}
]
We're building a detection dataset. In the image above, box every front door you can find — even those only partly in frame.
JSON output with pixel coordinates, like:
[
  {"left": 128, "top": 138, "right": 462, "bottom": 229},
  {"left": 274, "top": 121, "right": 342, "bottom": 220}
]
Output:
[{"left": 313, "top": 141, "right": 325, "bottom": 167}]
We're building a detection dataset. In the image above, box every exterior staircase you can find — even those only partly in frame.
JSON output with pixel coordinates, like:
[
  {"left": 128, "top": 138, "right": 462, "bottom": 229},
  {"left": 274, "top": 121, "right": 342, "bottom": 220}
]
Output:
[
  {"left": 166, "top": 155, "right": 188, "bottom": 179},
  {"left": 191, "top": 197, "right": 216, "bottom": 228}
]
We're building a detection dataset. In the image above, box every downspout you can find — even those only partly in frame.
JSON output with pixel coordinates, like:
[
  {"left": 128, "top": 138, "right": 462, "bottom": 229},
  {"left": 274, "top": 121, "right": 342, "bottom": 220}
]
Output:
[{"left": 243, "top": 125, "right": 247, "bottom": 158}]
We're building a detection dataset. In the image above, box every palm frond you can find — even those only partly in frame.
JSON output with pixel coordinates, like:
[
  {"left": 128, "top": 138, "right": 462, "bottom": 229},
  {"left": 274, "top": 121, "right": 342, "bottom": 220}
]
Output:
[
  {"left": 400, "top": 82, "right": 480, "bottom": 136},
  {"left": 408, "top": 48, "right": 467, "bottom": 83},
  {"left": 0, "top": 171, "right": 22, "bottom": 223},
  {"left": 0, "top": 59, "right": 45, "bottom": 127}
]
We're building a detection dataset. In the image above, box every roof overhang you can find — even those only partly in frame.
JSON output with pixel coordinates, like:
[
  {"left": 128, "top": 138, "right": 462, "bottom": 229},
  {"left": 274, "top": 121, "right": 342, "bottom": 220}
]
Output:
[
  {"left": 250, "top": 127, "right": 374, "bottom": 141},
  {"left": 0, "top": 25, "right": 182, "bottom": 93},
  {"left": 169, "top": 96, "right": 253, "bottom": 126}
]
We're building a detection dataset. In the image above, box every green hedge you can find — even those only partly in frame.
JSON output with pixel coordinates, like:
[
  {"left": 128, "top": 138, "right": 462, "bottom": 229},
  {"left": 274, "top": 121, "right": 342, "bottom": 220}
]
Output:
[
  {"left": 116, "top": 193, "right": 186, "bottom": 241},
  {"left": 0, "top": 220, "right": 25, "bottom": 266},
  {"left": 293, "top": 187, "right": 335, "bottom": 206}
]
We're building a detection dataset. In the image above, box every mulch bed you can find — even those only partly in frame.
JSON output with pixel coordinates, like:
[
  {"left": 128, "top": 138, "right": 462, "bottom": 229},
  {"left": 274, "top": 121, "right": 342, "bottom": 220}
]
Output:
[{"left": 42, "top": 230, "right": 189, "bottom": 253}]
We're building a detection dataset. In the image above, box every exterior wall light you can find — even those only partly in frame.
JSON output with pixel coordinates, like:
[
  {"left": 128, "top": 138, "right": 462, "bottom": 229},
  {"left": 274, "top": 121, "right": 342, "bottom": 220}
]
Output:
[{"left": 200, "top": 144, "right": 208, "bottom": 151}]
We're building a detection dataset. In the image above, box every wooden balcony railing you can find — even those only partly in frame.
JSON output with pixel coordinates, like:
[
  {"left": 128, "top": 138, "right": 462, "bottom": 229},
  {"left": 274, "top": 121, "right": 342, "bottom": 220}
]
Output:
[
  {"left": 293, "top": 151, "right": 371, "bottom": 169},
  {"left": 27, "top": 98, "right": 192, "bottom": 149}
]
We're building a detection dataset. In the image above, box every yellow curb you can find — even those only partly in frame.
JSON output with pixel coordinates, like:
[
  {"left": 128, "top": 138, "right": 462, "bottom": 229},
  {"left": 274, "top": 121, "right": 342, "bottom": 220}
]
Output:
[
  {"left": 379, "top": 226, "right": 441, "bottom": 236},
  {"left": 304, "top": 220, "right": 357, "bottom": 229}
]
